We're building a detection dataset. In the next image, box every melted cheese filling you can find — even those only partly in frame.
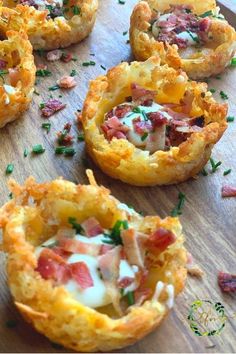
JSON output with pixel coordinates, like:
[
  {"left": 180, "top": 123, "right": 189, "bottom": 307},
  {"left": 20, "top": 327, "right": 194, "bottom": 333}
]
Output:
[
  {"left": 120, "top": 103, "right": 171, "bottom": 153},
  {"left": 33, "top": 0, "right": 63, "bottom": 12},
  {"left": 36, "top": 234, "right": 139, "bottom": 309}
]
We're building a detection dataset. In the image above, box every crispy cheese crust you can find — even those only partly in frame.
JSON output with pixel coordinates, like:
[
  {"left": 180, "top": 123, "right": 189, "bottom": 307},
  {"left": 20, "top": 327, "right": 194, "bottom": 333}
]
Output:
[
  {"left": 129, "top": 0, "right": 236, "bottom": 79},
  {"left": 0, "top": 28, "right": 35, "bottom": 128},
  {"left": 0, "top": 171, "right": 187, "bottom": 352},
  {"left": 81, "top": 57, "right": 227, "bottom": 186},
  {"left": 0, "top": 0, "right": 98, "bottom": 50}
]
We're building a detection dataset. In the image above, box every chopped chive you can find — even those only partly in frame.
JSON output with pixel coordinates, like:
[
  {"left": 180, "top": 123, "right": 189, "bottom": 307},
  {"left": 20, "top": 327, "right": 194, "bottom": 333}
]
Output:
[
  {"left": 70, "top": 69, "right": 77, "bottom": 77},
  {"left": 9, "top": 192, "right": 13, "bottom": 199},
  {"left": 36, "top": 69, "right": 52, "bottom": 77},
  {"left": 219, "top": 91, "right": 228, "bottom": 100},
  {"left": 42, "top": 122, "right": 51, "bottom": 134},
  {"left": 5, "top": 163, "right": 14, "bottom": 175},
  {"left": 24, "top": 148, "right": 28, "bottom": 157},
  {"left": 78, "top": 133, "right": 84, "bottom": 141},
  {"left": 49, "top": 84, "right": 60, "bottom": 91},
  {"left": 68, "top": 217, "right": 83, "bottom": 233},
  {"left": 141, "top": 110, "right": 148, "bottom": 121},
  {"left": 171, "top": 192, "right": 186, "bottom": 217},
  {"left": 34, "top": 89, "right": 40, "bottom": 95},
  {"left": 100, "top": 65, "right": 106, "bottom": 71},
  {"left": 102, "top": 220, "right": 128, "bottom": 245},
  {"left": 209, "top": 157, "right": 222, "bottom": 173},
  {"left": 5, "top": 320, "right": 18, "bottom": 328},
  {"left": 126, "top": 291, "right": 135, "bottom": 306},
  {"left": 209, "top": 88, "right": 216, "bottom": 93},
  {"left": 64, "top": 147, "right": 76, "bottom": 156},
  {"left": 82, "top": 61, "right": 96, "bottom": 66},
  {"left": 231, "top": 58, "right": 236, "bottom": 67},
  {"left": 227, "top": 116, "right": 234, "bottom": 122},
  {"left": 186, "top": 30, "right": 199, "bottom": 43},
  {"left": 201, "top": 168, "right": 208, "bottom": 176},
  {"left": 55, "top": 146, "right": 66, "bottom": 154},
  {"left": 118, "top": 0, "right": 125, "bottom": 4},
  {"left": 39, "top": 103, "right": 45, "bottom": 109},
  {"left": 126, "top": 39, "right": 130, "bottom": 44},
  {"left": 120, "top": 288, "right": 125, "bottom": 297},
  {"left": 32, "top": 144, "right": 45, "bottom": 154},
  {"left": 141, "top": 132, "right": 148, "bottom": 141},
  {"left": 132, "top": 106, "right": 141, "bottom": 113},
  {"left": 72, "top": 5, "right": 81, "bottom": 15},
  {"left": 215, "top": 75, "right": 221, "bottom": 80},
  {"left": 36, "top": 49, "right": 45, "bottom": 57},
  {"left": 122, "top": 31, "right": 128, "bottom": 36},
  {"left": 223, "top": 169, "right": 231, "bottom": 176},
  {"left": 199, "top": 10, "right": 213, "bottom": 18}
]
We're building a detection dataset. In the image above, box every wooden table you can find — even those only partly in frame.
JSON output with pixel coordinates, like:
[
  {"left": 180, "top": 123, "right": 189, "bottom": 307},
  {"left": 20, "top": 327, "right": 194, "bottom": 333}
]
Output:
[{"left": 0, "top": 0, "right": 235, "bottom": 352}]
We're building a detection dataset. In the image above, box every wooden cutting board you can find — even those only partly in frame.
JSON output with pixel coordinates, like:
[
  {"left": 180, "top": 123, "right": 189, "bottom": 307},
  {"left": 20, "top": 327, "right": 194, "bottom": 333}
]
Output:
[{"left": 0, "top": 0, "right": 235, "bottom": 352}]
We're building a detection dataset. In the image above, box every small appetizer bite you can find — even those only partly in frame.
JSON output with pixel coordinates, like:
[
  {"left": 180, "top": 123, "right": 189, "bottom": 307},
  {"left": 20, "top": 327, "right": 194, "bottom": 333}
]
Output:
[
  {"left": 0, "top": 0, "right": 98, "bottom": 50},
  {"left": 81, "top": 57, "right": 227, "bottom": 186},
  {"left": 130, "top": 0, "right": 236, "bottom": 79},
  {"left": 0, "top": 28, "right": 35, "bottom": 128},
  {"left": 0, "top": 171, "right": 187, "bottom": 352}
]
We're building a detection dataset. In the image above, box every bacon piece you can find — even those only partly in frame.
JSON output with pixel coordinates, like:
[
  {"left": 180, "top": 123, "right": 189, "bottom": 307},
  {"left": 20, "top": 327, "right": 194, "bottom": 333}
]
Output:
[
  {"left": 46, "top": 49, "right": 62, "bottom": 62},
  {"left": 57, "top": 75, "right": 76, "bottom": 89},
  {"left": 98, "top": 246, "right": 121, "bottom": 282},
  {"left": 41, "top": 99, "right": 66, "bottom": 118},
  {"left": 0, "top": 59, "right": 7, "bottom": 69},
  {"left": 81, "top": 217, "right": 103, "bottom": 237},
  {"left": 133, "top": 118, "right": 152, "bottom": 135},
  {"left": 36, "top": 63, "right": 47, "bottom": 70},
  {"left": 148, "top": 111, "right": 168, "bottom": 128},
  {"left": 69, "top": 262, "right": 94, "bottom": 289},
  {"left": 36, "top": 248, "right": 70, "bottom": 283},
  {"left": 112, "top": 104, "right": 132, "bottom": 119},
  {"left": 99, "top": 244, "right": 114, "bottom": 255},
  {"left": 218, "top": 271, "right": 236, "bottom": 293},
  {"left": 131, "top": 83, "right": 156, "bottom": 106},
  {"left": 146, "top": 228, "right": 176, "bottom": 253},
  {"left": 101, "top": 116, "right": 129, "bottom": 141},
  {"left": 121, "top": 229, "right": 147, "bottom": 268},
  {"left": 61, "top": 52, "right": 73, "bottom": 63},
  {"left": 118, "top": 276, "right": 134, "bottom": 289},
  {"left": 134, "top": 288, "right": 152, "bottom": 306},
  {"left": 199, "top": 18, "right": 211, "bottom": 32},
  {"left": 59, "top": 238, "right": 101, "bottom": 256},
  {"left": 221, "top": 185, "right": 236, "bottom": 198}
]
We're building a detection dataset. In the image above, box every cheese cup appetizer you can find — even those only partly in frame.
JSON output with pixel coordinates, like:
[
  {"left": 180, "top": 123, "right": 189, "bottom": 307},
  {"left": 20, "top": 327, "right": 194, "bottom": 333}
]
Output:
[
  {"left": 130, "top": 0, "right": 236, "bottom": 79},
  {"left": 0, "top": 0, "right": 98, "bottom": 50},
  {"left": 0, "top": 171, "right": 187, "bottom": 352},
  {"left": 0, "top": 29, "right": 35, "bottom": 128},
  {"left": 81, "top": 57, "right": 227, "bottom": 186}
]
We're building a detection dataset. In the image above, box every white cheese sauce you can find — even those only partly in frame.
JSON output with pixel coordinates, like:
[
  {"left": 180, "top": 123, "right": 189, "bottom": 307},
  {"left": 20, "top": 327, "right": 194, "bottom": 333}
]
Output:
[
  {"left": 152, "top": 13, "right": 171, "bottom": 38},
  {"left": 175, "top": 31, "right": 198, "bottom": 46},
  {"left": 120, "top": 103, "right": 171, "bottom": 152},
  {"left": 36, "top": 234, "right": 139, "bottom": 308}
]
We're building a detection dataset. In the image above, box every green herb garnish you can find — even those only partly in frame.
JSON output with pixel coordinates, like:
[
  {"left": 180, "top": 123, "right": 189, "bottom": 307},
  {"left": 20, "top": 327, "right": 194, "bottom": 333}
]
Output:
[
  {"left": 219, "top": 91, "right": 228, "bottom": 100},
  {"left": 199, "top": 10, "right": 213, "bottom": 18},
  {"left": 42, "top": 122, "right": 51, "bottom": 134},
  {"left": 78, "top": 133, "right": 84, "bottom": 141},
  {"left": 171, "top": 192, "right": 186, "bottom": 217},
  {"left": 68, "top": 217, "right": 83, "bottom": 233},
  {"left": 126, "top": 291, "right": 135, "bottom": 306},
  {"left": 49, "top": 84, "right": 60, "bottom": 91},
  {"left": 70, "top": 69, "right": 77, "bottom": 77},
  {"left": 201, "top": 168, "right": 208, "bottom": 176},
  {"left": 64, "top": 147, "right": 76, "bottom": 156},
  {"left": 141, "top": 132, "right": 148, "bottom": 141},
  {"left": 103, "top": 220, "right": 128, "bottom": 245},
  {"left": 24, "top": 148, "right": 28, "bottom": 157},
  {"left": 0, "top": 69, "right": 8, "bottom": 82},
  {"left": 209, "top": 88, "right": 216, "bottom": 93},
  {"left": 186, "top": 30, "right": 200, "bottom": 43},
  {"left": 9, "top": 192, "right": 13, "bottom": 199},
  {"left": 100, "top": 65, "right": 106, "bottom": 71},
  {"left": 55, "top": 146, "right": 66, "bottom": 154},
  {"left": 223, "top": 169, "right": 231, "bottom": 176},
  {"left": 227, "top": 116, "right": 234, "bottom": 122},
  {"left": 82, "top": 61, "right": 96, "bottom": 66},
  {"left": 231, "top": 58, "right": 236, "bottom": 67},
  {"left": 72, "top": 5, "right": 81, "bottom": 15},
  {"left": 123, "top": 31, "right": 128, "bottom": 36},
  {"left": 5, "top": 163, "right": 14, "bottom": 175},
  {"left": 32, "top": 144, "right": 45, "bottom": 154},
  {"left": 209, "top": 157, "right": 222, "bottom": 173},
  {"left": 36, "top": 69, "right": 52, "bottom": 77}
]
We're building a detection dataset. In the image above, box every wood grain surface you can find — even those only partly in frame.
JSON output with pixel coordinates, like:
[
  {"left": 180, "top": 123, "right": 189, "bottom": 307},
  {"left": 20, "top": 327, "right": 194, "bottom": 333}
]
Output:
[{"left": 0, "top": 0, "right": 236, "bottom": 352}]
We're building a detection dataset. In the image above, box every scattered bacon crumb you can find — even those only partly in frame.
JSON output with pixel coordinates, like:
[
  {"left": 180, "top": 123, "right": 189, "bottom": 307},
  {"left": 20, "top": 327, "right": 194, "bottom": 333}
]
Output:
[
  {"left": 57, "top": 75, "right": 77, "bottom": 89},
  {"left": 57, "top": 123, "right": 74, "bottom": 145},
  {"left": 61, "top": 52, "right": 73, "bottom": 63},
  {"left": 221, "top": 185, "right": 236, "bottom": 198},
  {"left": 69, "top": 261, "right": 94, "bottom": 289},
  {"left": 81, "top": 217, "right": 103, "bottom": 237},
  {"left": 46, "top": 49, "right": 62, "bottom": 62},
  {"left": 146, "top": 228, "right": 176, "bottom": 253},
  {"left": 36, "top": 63, "right": 47, "bottom": 70},
  {"left": 41, "top": 99, "right": 66, "bottom": 118},
  {"left": 218, "top": 271, "right": 236, "bottom": 293},
  {"left": 118, "top": 276, "right": 134, "bottom": 288}
]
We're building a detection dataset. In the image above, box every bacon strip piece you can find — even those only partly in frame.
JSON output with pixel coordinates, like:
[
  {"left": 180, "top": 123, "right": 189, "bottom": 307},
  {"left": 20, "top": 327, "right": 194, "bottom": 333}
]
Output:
[
  {"left": 81, "top": 217, "right": 104, "bottom": 237},
  {"left": 41, "top": 99, "right": 66, "bottom": 118},
  {"left": 69, "top": 262, "right": 94, "bottom": 289},
  {"left": 101, "top": 116, "right": 129, "bottom": 141},
  {"left": 57, "top": 75, "right": 76, "bottom": 89},
  {"left": 36, "top": 248, "right": 70, "bottom": 284},
  {"left": 146, "top": 228, "right": 176, "bottom": 253},
  {"left": 131, "top": 83, "right": 157, "bottom": 106},
  {"left": 46, "top": 49, "right": 62, "bottom": 62},
  {"left": 118, "top": 276, "right": 134, "bottom": 289},
  {"left": 221, "top": 185, "right": 236, "bottom": 198},
  {"left": 218, "top": 271, "right": 236, "bottom": 293},
  {"left": 59, "top": 238, "right": 101, "bottom": 256},
  {"left": 121, "top": 229, "right": 147, "bottom": 268}
]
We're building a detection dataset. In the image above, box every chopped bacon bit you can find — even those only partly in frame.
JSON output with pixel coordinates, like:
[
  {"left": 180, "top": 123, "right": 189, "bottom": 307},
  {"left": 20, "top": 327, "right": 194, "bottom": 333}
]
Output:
[
  {"left": 61, "top": 52, "right": 73, "bottom": 63},
  {"left": 148, "top": 111, "right": 168, "bottom": 127},
  {"left": 118, "top": 276, "right": 134, "bottom": 288},
  {"left": 113, "top": 104, "right": 132, "bottom": 119},
  {"left": 46, "top": 49, "right": 62, "bottom": 62},
  {"left": 146, "top": 228, "right": 176, "bottom": 253},
  {"left": 131, "top": 83, "right": 156, "bottom": 106},
  {"left": 221, "top": 185, "right": 236, "bottom": 198},
  {"left": 218, "top": 271, "right": 236, "bottom": 293},
  {"left": 57, "top": 75, "right": 77, "bottom": 89},
  {"left": 133, "top": 118, "right": 152, "bottom": 135},
  {"left": 36, "top": 63, "right": 47, "bottom": 70},
  {"left": 57, "top": 123, "right": 74, "bottom": 146},
  {"left": 69, "top": 262, "right": 94, "bottom": 289},
  {"left": 121, "top": 229, "right": 147, "bottom": 268},
  {"left": 134, "top": 288, "right": 152, "bottom": 306},
  {"left": 36, "top": 248, "right": 70, "bottom": 283},
  {"left": 98, "top": 246, "right": 121, "bottom": 282},
  {"left": 199, "top": 17, "right": 211, "bottom": 32},
  {"left": 81, "top": 217, "right": 103, "bottom": 237},
  {"left": 101, "top": 116, "right": 129, "bottom": 141},
  {"left": 41, "top": 99, "right": 66, "bottom": 118},
  {"left": 59, "top": 238, "right": 101, "bottom": 256},
  {"left": 99, "top": 244, "right": 114, "bottom": 255},
  {"left": 0, "top": 59, "right": 7, "bottom": 69}
]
